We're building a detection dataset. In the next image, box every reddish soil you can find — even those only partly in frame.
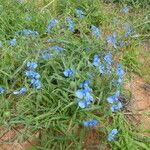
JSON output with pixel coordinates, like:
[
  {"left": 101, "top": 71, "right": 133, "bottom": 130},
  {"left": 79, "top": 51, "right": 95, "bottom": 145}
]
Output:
[
  {"left": 125, "top": 74, "right": 150, "bottom": 136},
  {"left": 0, "top": 126, "right": 40, "bottom": 150}
]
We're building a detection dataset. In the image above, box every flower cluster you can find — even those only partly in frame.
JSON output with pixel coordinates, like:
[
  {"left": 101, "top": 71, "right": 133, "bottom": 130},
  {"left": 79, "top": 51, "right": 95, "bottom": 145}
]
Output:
[
  {"left": 116, "top": 64, "right": 124, "bottom": 84},
  {"left": 107, "top": 32, "right": 117, "bottom": 48},
  {"left": 93, "top": 53, "right": 113, "bottom": 74},
  {"left": 63, "top": 68, "right": 74, "bottom": 77},
  {"left": 75, "top": 80, "right": 93, "bottom": 108},
  {"left": 75, "top": 80, "right": 98, "bottom": 127},
  {"left": 41, "top": 52, "right": 52, "bottom": 60},
  {"left": 124, "top": 23, "right": 133, "bottom": 37},
  {"left": 25, "top": 61, "right": 41, "bottom": 89},
  {"left": 13, "top": 87, "right": 27, "bottom": 95},
  {"left": 107, "top": 129, "right": 118, "bottom": 141},
  {"left": 40, "top": 45, "right": 64, "bottom": 60},
  {"left": 121, "top": 7, "right": 129, "bottom": 13},
  {"left": 93, "top": 54, "right": 104, "bottom": 74},
  {"left": 49, "top": 45, "right": 64, "bottom": 52},
  {"left": 83, "top": 120, "right": 98, "bottom": 127},
  {"left": 46, "top": 19, "right": 59, "bottom": 33},
  {"left": 104, "top": 53, "right": 112, "bottom": 74},
  {"left": 107, "top": 91, "right": 122, "bottom": 112},
  {"left": 25, "top": 70, "right": 40, "bottom": 79},
  {"left": 27, "top": 62, "right": 38, "bottom": 70},
  {"left": 91, "top": 25, "right": 101, "bottom": 37},
  {"left": 66, "top": 17, "right": 75, "bottom": 32},
  {"left": 9, "top": 38, "right": 17, "bottom": 46},
  {"left": 16, "top": 29, "right": 39, "bottom": 36},
  {"left": 76, "top": 9, "right": 85, "bottom": 18}
]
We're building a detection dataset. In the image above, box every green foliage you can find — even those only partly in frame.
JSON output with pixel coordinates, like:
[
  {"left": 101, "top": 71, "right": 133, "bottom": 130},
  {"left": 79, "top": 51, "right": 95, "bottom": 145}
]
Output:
[
  {"left": 104, "top": 0, "right": 150, "bottom": 8},
  {"left": 0, "top": 0, "right": 149, "bottom": 149}
]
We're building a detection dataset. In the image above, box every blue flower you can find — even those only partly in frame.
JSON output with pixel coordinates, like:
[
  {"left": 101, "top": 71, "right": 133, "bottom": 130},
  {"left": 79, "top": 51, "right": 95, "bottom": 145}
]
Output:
[
  {"left": 13, "top": 87, "right": 27, "bottom": 95},
  {"left": 42, "top": 53, "right": 52, "bottom": 60},
  {"left": 106, "top": 33, "right": 117, "bottom": 48},
  {"left": 104, "top": 53, "right": 112, "bottom": 65},
  {"left": 49, "top": 45, "right": 64, "bottom": 52},
  {"left": 25, "top": 70, "right": 40, "bottom": 79},
  {"left": 85, "top": 92, "right": 94, "bottom": 102},
  {"left": 76, "top": 89, "right": 93, "bottom": 101},
  {"left": 0, "top": 41, "right": 3, "bottom": 48},
  {"left": 80, "top": 80, "right": 90, "bottom": 88},
  {"left": 27, "top": 16, "right": 32, "bottom": 21},
  {"left": 119, "top": 40, "right": 125, "bottom": 47},
  {"left": 107, "top": 91, "right": 122, "bottom": 112},
  {"left": 104, "top": 53, "right": 112, "bottom": 74},
  {"left": 121, "top": 7, "right": 129, "bottom": 13},
  {"left": 46, "top": 18, "right": 59, "bottom": 33},
  {"left": 76, "top": 89, "right": 86, "bottom": 99},
  {"left": 80, "top": 80, "right": 92, "bottom": 92},
  {"left": 107, "top": 91, "right": 120, "bottom": 104},
  {"left": 31, "top": 79, "right": 41, "bottom": 89},
  {"left": 76, "top": 80, "right": 94, "bottom": 108},
  {"left": 48, "top": 19, "right": 59, "bottom": 27},
  {"left": 66, "top": 17, "right": 75, "bottom": 32},
  {"left": 83, "top": 120, "right": 98, "bottom": 127},
  {"left": 91, "top": 25, "right": 101, "bottom": 37},
  {"left": 93, "top": 54, "right": 104, "bottom": 74},
  {"left": 116, "top": 64, "right": 124, "bottom": 83},
  {"left": 93, "top": 54, "right": 100, "bottom": 67},
  {"left": 63, "top": 68, "right": 74, "bottom": 77},
  {"left": 22, "top": 29, "right": 38, "bottom": 36},
  {"left": 107, "top": 129, "right": 118, "bottom": 141},
  {"left": 111, "top": 101, "right": 122, "bottom": 112},
  {"left": 78, "top": 100, "right": 90, "bottom": 108},
  {"left": 16, "top": 29, "right": 38, "bottom": 36},
  {"left": 98, "top": 65, "right": 104, "bottom": 74},
  {"left": 83, "top": 84, "right": 92, "bottom": 93},
  {"left": 27, "top": 62, "right": 38, "bottom": 70},
  {"left": 0, "top": 87, "right": 5, "bottom": 94},
  {"left": 9, "top": 38, "right": 17, "bottom": 46},
  {"left": 76, "top": 9, "right": 85, "bottom": 18},
  {"left": 124, "top": 23, "right": 133, "bottom": 37},
  {"left": 76, "top": 92, "right": 93, "bottom": 108},
  {"left": 112, "top": 79, "right": 120, "bottom": 87}
]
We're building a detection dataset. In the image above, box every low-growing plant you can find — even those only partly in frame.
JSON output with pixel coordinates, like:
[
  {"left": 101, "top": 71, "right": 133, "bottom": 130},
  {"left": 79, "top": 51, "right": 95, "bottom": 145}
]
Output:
[{"left": 0, "top": 0, "right": 149, "bottom": 149}]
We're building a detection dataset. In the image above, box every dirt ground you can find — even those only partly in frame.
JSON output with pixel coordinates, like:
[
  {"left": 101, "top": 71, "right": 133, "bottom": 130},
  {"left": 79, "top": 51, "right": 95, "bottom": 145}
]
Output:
[
  {"left": 0, "top": 126, "right": 40, "bottom": 150},
  {"left": 125, "top": 74, "right": 150, "bottom": 136}
]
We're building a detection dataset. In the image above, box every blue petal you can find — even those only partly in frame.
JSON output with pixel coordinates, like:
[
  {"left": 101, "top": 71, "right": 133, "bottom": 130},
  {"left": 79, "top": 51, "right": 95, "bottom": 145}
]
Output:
[
  {"left": 85, "top": 92, "right": 94, "bottom": 102},
  {"left": 107, "top": 129, "right": 118, "bottom": 141},
  {"left": 27, "top": 62, "right": 38, "bottom": 70},
  {"left": 9, "top": 38, "right": 17, "bottom": 46},
  {"left": 107, "top": 96, "right": 115, "bottom": 104},
  {"left": 0, "top": 87, "right": 5, "bottom": 94},
  {"left": 75, "top": 90, "right": 86, "bottom": 99},
  {"left": 78, "top": 100, "right": 88, "bottom": 108},
  {"left": 66, "top": 17, "right": 75, "bottom": 32},
  {"left": 91, "top": 25, "right": 101, "bottom": 37},
  {"left": 83, "top": 120, "right": 98, "bottom": 127},
  {"left": 76, "top": 9, "right": 85, "bottom": 18}
]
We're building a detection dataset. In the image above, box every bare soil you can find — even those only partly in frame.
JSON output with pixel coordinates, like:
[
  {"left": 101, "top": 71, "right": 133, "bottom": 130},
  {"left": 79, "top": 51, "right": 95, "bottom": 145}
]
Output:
[{"left": 125, "top": 74, "right": 150, "bottom": 136}]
